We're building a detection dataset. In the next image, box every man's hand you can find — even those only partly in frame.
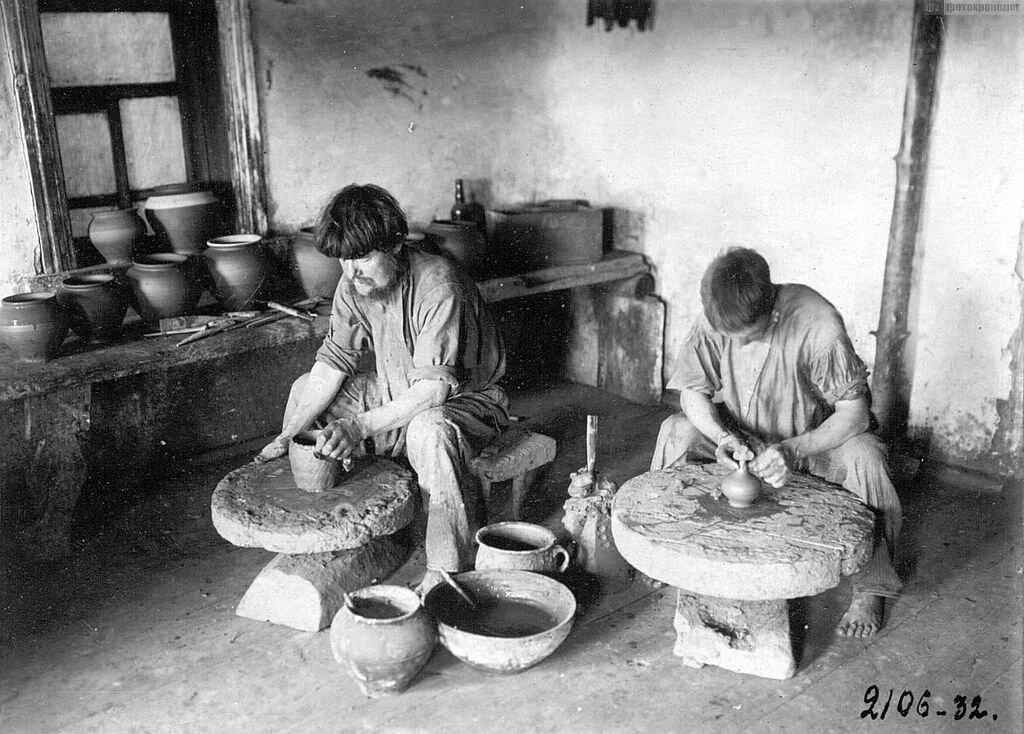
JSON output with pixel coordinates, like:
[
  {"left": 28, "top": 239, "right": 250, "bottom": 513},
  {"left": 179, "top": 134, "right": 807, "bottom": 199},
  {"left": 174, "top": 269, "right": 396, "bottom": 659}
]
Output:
[
  {"left": 750, "top": 443, "right": 791, "bottom": 488},
  {"left": 715, "top": 433, "right": 754, "bottom": 470},
  {"left": 255, "top": 434, "right": 290, "bottom": 464},
  {"left": 315, "top": 417, "right": 362, "bottom": 460}
]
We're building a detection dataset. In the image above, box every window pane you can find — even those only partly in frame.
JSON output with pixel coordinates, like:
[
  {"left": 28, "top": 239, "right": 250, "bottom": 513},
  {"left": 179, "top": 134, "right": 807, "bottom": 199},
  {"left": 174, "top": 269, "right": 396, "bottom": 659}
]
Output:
[
  {"left": 41, "top": 12, "right": 175, "bottom": 87},
  {"left": 55, "top": 113, "right": 115, "bottom": 199},
  {"left": 121, "top": 97, "right": 187, "bottom": 190}
]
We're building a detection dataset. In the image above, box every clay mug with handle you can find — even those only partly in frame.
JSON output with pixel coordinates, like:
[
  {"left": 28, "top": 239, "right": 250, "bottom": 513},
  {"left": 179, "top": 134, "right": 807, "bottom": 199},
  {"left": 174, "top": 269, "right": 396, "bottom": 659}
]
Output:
[{"left": 474, "top": 521, "right": 571, "bottom": 573}]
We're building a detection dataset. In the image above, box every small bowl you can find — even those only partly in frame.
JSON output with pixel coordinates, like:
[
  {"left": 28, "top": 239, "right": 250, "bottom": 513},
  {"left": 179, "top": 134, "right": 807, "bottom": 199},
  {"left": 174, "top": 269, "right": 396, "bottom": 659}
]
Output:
[
  {"left": 289, "top": 430, "right": 341, "bottom": 492},
  {"left": 423, "top": 569, "right": 576, "bottom": 674}
]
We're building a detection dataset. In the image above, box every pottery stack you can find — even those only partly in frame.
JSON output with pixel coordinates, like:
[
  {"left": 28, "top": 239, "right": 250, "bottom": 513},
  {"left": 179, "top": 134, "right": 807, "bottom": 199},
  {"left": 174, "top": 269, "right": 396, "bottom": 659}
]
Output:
[
  {"left": 144, "top": 183, "right": 224, "bottom": 255},
  {"left": 88, "top": 208, "right": 147, "bottom": 266}
]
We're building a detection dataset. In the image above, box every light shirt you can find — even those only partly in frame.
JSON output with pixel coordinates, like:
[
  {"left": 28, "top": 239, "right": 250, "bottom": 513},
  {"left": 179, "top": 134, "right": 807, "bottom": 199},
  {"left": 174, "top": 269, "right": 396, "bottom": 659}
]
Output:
[{"left": 669, "top": 284, "right": 870, "bottom": 443}]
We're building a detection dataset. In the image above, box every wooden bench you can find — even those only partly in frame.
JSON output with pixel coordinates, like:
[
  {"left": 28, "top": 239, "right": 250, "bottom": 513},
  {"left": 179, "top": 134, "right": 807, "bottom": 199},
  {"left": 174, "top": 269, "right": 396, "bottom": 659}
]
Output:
[{"left": 470, "top": 428, "right": 557, "bottom": 522}]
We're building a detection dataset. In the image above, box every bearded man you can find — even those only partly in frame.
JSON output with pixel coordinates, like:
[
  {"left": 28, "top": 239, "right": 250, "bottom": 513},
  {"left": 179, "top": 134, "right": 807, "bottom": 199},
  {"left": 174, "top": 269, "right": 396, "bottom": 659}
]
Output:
[
  {"left": 651, "top": 247, "right": 902, "bottom": 638},
  {"left": 256, "top": 184, "right": 509, "bottom": 593}
]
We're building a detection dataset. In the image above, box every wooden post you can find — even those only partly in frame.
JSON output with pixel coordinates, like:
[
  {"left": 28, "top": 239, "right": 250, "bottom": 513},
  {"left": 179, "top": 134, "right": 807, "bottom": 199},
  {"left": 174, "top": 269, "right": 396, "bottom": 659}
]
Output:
[{"left": 872, "top": 0, "right": 943, "bottom": 442}]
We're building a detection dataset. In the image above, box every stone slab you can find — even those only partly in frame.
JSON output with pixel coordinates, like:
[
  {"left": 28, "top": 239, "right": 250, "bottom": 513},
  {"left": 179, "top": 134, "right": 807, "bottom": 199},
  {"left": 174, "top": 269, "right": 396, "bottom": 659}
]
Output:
[
  {"left": 211, "top": 455, "right": 416, "bottom": 553},
  {"left": 235, "top": 535, "right": 410, "bottom": 631},
  {"left": 673, "top": 591, "right": 795, "bottom": 680},
  {"left": 611, "top": 463, "right": 874, "bottom": 599}
]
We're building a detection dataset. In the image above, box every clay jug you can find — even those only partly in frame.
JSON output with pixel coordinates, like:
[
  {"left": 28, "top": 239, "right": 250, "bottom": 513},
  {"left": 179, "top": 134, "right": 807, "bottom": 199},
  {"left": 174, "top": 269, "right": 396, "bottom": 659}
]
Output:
[
  {"left": 423, "top": 220, "right": 488, "bottom": 277},
  {"left": 144, "top": 183, "right": 223, "bottom": 255},
  {"left": 475, "top": 522, "right": 571, "bottom": 574},
  {"left": 720, "top": 460, "right": 762, "bottom": 508},
  {"left": 292, "top": 227, "right": 343, "bottom": 299},
  {"left": 288, "top": 430, "right": 342, "bottom": 492},
  {"left": 58, "top": 273, "right": 130, "bottom": 343},
  {"left": 0, "top": 291, "right": 69, "bottom": 363},
  {"left": 203, "top": 234, "right": 268, "bottom": 311},
  {"left": 329, "top": 585, "right": 437, "bottom": 698},
  {"left": 88, "top": 208, "right": 147, "bottom": 266},
  {"left": 126, "top": 253, "right": 200, "bottom": 325}
]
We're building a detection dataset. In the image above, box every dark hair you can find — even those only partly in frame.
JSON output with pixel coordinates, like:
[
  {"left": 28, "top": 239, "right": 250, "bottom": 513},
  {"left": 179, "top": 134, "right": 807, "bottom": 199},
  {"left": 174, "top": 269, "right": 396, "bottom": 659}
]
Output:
[
  {"left": 314, "top": 184, "right": 409, "bottom": 259},
  {"left": 700, "top": 247, "right": 776, "bottom": 332}
]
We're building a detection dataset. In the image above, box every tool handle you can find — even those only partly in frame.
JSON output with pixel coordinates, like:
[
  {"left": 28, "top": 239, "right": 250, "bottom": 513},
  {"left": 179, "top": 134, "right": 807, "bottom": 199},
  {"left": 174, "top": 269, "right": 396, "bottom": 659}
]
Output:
[
  {"left": 586, "top": 414, "right": 599, "bottom": 474},
  {"left": 267, "top": 301, "right": 315, "bottom": 321}
]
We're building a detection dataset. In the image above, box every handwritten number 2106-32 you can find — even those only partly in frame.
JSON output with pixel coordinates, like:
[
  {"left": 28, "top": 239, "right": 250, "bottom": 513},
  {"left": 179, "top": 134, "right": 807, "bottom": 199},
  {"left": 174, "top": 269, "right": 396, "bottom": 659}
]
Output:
[{"left": 860, "top": 686, "right": 992, "bottom": 721}]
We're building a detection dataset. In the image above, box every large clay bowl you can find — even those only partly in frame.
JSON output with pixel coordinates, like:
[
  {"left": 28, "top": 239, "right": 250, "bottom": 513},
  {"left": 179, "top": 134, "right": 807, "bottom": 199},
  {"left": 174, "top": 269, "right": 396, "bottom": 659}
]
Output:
[{"left": 423, "top": 569, "right": 575, "bottom": 674}]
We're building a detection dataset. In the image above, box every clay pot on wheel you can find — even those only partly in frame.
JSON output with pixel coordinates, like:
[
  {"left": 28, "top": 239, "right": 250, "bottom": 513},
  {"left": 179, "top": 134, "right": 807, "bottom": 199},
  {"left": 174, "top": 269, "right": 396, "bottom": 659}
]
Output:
[
  {"left": 330, "top": 584, "right": 437, "bottom": 698},
  {"left": 204, "top": 234, "right": 269, "bottom": 311},
  {"left": 88, "top": 208, "right": 147, "bottom": 266},
  {"left": 126, "top": 253, "right": 201, "bottom": 325},
  {"left": 289, "top": 430, "right": 342, "bottom": 492},
  {"left": 423, "top": 220, "right": 487, "bottom": 277},
  {"left": 144, "top": 184, "right": 223, "bottom": 255},
  {"left": 58, "top": 273, "right": 130, "bottom": 343},
  {"left": 0, "top": 291, "right": 69, "bottom": 363},
  {"left": 720, "top": 461, "right": 762, "bottom": 508},
  {"left": 292, "top": 227, "right": 343, "bottom": 299}
]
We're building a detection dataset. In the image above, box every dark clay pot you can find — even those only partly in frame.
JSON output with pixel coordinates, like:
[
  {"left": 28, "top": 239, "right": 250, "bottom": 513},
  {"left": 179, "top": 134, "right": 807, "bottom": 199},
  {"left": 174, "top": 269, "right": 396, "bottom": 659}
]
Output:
[
  {"left": 292, "top": 227, "right": 343, "bottom": 299},
  {"left": 203, "top": 234, "right": 269, "bottom": 311},
  {"left": 144, "top": 184, "right": 223, "bottom": 255},
  {"left": 0, "top": 291, "right": 69, "bottom": 363},
  {"left": 58, "top": 273, "right": 130, "bottom": 343},
  {"left": 88, "top": 208, "right": 147, "bottom": 266},
  {"left": 423, "top": 220, "right": 488, "bottom": 277},
  {"left": 127, "top": 253, "right": 201, "bottom": 325}
]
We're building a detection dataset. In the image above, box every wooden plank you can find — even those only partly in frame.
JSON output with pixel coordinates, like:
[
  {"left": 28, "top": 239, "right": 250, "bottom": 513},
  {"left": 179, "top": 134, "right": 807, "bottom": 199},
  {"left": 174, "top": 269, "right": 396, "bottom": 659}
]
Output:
[
  {"left": 0, "top": 315, "right": 328, "bottom": 402},
  {"left": 478, "top": 251, "right": 649, "bottom": 303},
  {"left": 0, "top": 0, "right": 76, "bottom": 272}
]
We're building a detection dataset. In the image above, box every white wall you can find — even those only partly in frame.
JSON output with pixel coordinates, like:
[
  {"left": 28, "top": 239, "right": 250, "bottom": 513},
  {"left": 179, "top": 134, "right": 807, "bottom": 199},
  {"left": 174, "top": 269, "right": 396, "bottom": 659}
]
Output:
[{"left": 249, "top": 0, "right": 1021, "bottom": 470}]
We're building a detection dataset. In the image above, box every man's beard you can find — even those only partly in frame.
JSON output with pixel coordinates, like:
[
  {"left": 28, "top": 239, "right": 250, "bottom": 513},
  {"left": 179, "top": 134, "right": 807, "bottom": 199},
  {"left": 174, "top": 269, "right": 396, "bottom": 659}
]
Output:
[{"left": 345, "top": 251, "right": 407, "bottom": 302}]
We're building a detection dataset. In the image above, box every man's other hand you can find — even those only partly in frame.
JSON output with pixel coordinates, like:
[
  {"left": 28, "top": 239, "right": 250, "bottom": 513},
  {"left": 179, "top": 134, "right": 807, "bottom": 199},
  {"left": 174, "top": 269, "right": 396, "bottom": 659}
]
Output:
[
  {"left": 714, "top": 434, "right": 754, "bottom": 470},
  {"left": 255, "top": 434, "right": 289, "bottom": 464},
  {"left": 316, "top": 417, "right": 361, "bottom": 460},
  {"left": 750, "top": 443, "right": 791, "bottom": 487}
]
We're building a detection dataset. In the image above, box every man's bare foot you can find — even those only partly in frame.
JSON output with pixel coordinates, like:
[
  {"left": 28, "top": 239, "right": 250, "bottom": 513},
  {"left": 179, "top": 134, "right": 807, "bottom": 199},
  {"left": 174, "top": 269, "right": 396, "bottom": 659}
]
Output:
[
  {"left": 414, "top": 569, "right": 445, "bottom": 598},
  {"left": 836, "top": 593, "right": 884, "bottom": 638}
]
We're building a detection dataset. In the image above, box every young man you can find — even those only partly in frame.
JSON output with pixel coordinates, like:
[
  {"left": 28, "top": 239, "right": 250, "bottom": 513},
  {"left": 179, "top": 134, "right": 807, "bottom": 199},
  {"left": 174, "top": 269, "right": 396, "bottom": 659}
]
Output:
[
  {"left": 256, "top": 184, "right": 508, "bottom": 593},
  {"left": 651, "top": 247, "right": 902, "bottom": 637}
]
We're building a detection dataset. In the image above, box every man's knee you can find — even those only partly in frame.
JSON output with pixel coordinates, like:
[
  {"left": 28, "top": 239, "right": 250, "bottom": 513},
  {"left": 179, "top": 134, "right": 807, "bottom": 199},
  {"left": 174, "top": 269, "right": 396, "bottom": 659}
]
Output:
[
  {"left": 657, "top": 412, "right": 705, "bottom": 451},
  {"left": 406, "top": 407, "right": 458, "bottom": 460},
  {"left": 832, "top": 432, "right": 888, "bottom": 472}
]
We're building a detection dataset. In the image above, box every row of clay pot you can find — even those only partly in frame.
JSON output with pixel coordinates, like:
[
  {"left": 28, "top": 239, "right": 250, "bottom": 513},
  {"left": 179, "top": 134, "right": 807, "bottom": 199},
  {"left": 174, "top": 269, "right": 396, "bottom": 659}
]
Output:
[
  {"left": 87, "top": 184, "right": 224, "bottom": 266},
  {"left": 0, "top": 234, "right": 273, "bottom": 363}
]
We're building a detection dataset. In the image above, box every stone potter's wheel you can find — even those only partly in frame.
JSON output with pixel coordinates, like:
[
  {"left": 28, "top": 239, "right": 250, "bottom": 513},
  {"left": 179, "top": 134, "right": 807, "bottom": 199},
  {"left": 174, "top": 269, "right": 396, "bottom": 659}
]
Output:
[{"left": 211, "top": 455, "right": 417, "bottom": 554}]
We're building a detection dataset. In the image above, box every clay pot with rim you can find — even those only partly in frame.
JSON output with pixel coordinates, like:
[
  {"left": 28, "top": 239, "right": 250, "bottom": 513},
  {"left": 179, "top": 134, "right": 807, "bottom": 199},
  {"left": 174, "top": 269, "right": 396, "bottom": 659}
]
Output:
[
  {"left": 0, "top": 291, "right": 69, "bottom": 363},
  {"left": 144, "top": 183, "right": 223, "bottom": 255},
  {"left": 58, "top": 273, "right": 130, "bottom": 343},
  {"left": 204, "top": 234, "right": 269, "bottom": 311},
  {"left": 289, "top": 430, "right": 342, "bottom": 492},
  {"left": 475, "top": 522, "right": 571, "bottom": 574},
  {"left": 126, "top": 253, "right": 201, "bottom": 325},
  {"left": 88, "top": 208, "right": 147, "bottom": 266},
  {"left": 292, "top": 227, "right": 343, "bottom": 299},
  {"left": 423, "top": 220, "right": 488, "bottom": 277},
  {"left": 329, "top": 584, "right": 437, "bottom": 698}
]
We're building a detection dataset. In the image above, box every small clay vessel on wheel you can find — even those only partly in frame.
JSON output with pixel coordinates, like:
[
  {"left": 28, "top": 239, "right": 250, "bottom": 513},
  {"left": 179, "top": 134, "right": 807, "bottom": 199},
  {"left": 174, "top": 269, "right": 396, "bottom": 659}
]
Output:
[{"left": 720, "top": 459, "right": 762, "bottom": 508}]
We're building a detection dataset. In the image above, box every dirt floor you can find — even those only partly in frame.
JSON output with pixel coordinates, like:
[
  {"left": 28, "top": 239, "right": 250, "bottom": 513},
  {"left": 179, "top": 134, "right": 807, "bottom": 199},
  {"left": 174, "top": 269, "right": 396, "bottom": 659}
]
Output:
[{"left": 1, "top": 382, "right": 1021, "bottom": 733}]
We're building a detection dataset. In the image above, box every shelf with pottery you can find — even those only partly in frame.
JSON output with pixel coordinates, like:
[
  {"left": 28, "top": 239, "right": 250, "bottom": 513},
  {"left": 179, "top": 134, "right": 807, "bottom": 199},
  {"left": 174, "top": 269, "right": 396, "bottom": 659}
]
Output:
[{"left": 0, "top": 248, "right": 651, "bottom": 403}]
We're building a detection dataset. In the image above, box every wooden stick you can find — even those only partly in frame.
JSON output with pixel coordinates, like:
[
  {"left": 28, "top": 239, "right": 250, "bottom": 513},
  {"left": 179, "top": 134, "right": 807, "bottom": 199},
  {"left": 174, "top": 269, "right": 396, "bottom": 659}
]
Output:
[
  {"left": 586, "top": 414, "right": 599, "bottom": 474},
  {"left": 872, "top": 0, "right": 943, "bottom": 442}
]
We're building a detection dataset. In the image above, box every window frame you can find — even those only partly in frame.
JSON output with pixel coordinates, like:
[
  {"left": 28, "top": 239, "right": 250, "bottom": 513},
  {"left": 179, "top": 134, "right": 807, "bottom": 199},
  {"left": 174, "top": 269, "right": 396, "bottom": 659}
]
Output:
[{"left": 0, "top": 0, "right": 266, "bottom": 275}]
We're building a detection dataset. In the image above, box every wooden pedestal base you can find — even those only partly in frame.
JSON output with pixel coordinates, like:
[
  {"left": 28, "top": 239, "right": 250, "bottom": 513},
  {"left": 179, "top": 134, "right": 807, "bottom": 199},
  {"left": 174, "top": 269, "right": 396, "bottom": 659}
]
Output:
[
  {"left": 673, "top": 590, "right": 795, "bottom": 680},
  {"left": 236, "top": 535, "right": 409, "bottom": 632}
]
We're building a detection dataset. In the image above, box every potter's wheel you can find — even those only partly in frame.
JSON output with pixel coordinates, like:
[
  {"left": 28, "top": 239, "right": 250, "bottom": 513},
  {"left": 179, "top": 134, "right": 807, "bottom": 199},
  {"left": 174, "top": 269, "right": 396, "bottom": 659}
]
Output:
[{"left": 211, "top": 454, "right": 416, "bottom": 554}]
